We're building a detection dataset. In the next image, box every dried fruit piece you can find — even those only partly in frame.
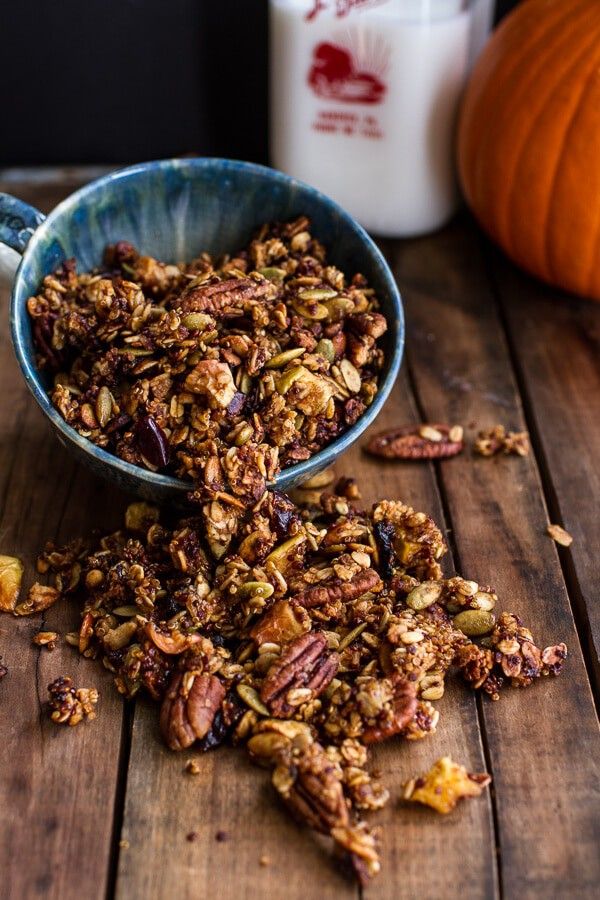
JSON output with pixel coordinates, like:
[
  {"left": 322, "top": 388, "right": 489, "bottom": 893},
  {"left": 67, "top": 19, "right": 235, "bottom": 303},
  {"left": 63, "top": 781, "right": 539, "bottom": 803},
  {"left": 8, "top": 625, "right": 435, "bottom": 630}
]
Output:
[
  {"left": 261, "top": 632, "right": 339, "bottom": 717},
  {"left": 546, "top": 524, "right": 573, "bottom": 547},
  {"left": 0, "top": 555, "right": 24, "bottom": 612},
  {"left": 134, "top": 415, "right": 170, "bottom": 468},
  {"left": 403, "top": 756, "right": 491, "bottom": 814},
  {"left": 250, "top": 600, "right": 310, "bottom": 647},
  {"left": 366, "top": 424, "right": 464, "bottom": 460},
  {"left": 48, "top": 676, "right": 98, "bottom": 726}
]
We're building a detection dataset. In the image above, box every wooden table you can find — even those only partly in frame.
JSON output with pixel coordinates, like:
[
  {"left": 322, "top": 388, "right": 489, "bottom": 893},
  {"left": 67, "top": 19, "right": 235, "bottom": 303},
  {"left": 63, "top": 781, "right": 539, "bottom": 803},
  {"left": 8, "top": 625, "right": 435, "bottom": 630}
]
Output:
[{"left": 1, "top": 168, "right": 598, "bottom": 900}]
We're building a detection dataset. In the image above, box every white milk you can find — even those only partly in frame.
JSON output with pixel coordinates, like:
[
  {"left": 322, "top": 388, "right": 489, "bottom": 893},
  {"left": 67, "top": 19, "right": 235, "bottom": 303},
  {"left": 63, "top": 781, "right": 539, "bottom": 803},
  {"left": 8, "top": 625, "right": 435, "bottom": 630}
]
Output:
[{"left": 270, "top": 0, "right": 493, "bottom": 236}]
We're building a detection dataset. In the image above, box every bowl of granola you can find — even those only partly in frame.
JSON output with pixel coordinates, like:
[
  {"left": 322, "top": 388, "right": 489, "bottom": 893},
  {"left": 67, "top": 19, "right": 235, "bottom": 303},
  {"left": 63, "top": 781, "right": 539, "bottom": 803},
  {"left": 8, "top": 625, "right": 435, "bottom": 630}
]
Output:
[{"left": 2, "top": 158, "right": 403, "bottom": 502}]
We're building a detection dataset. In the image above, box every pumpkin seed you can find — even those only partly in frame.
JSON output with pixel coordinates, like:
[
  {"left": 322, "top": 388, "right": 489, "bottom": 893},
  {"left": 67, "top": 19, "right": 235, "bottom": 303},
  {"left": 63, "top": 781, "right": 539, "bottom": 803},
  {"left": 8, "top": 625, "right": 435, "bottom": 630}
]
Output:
[
  {"left": 406, "top": 581, "right": 443, "bottom": 611},
  {"left": 292, "top": 298, "right": 329, "bottom": 320},
  {"left": 323, "top": 296, "right": 354, "bottom": 319},
  {"left": 237, "top": 581, "right": 275, "bottom": 601},
  {"left": 277, "top": 365, "right": 306, "bottom": 395},
  {"left": 236, "top": 683, "right": 270, "bottom": 716},
  {"left": 95, "top": 386, "right": 114, "bottom": 428},
  {"left": 315, "top": 338, "right": 335, "bottom": 362},
  {"left": 254, "top": 653, "right": 279, "bottom": 675},
  {"left": 182, "top": 312, "right": 213, "bottom": 330},
  {"left": 112, "top": 605, "right": 140, "bottom": 617},
  {"left": 266, "top": 532, "right": 306, "bottom": 568},
  {"left": 453, "top": 609, "right": 496, "bottom": 637},
  {"left": 233, "top": 423, "right": 254, "bottom": 447},
  {"left": 337, "top": 622, "right": 367, "bottom": 651},
  {"left": 301, "top": 467, "right": 335, "bottom": 490},
  {"left": 257, "top": 267, "right": 286, "bottom": 283},
  {"left": 265, "top": 347, "right": 306, "bottom": 369},
  {"left": 339, "top": 359, "right": 362, "bottom": 394},
  {"left": 297, "top": 288, "right": 338, "bottom": 301}
]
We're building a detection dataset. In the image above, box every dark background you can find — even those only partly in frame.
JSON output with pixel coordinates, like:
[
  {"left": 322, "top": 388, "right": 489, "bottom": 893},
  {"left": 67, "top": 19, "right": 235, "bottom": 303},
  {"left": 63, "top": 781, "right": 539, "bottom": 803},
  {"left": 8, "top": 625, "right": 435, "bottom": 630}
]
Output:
[{"left": 1, "top": 0, "right": 520, "bottom": 167}]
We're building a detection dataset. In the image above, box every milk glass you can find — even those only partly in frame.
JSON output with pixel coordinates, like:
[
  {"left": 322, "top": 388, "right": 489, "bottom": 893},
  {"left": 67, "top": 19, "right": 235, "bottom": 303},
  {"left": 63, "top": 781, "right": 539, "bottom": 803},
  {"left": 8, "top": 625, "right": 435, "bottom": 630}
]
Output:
[{"left": 270, "top": 0, "right": 495, "bottom": 236}]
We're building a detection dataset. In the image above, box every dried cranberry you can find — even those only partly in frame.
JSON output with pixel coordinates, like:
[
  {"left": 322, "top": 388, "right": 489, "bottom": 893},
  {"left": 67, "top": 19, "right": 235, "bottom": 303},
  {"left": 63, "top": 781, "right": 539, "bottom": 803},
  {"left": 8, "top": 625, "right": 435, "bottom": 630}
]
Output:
[
  {"left": 134, "top": 415, "right": 170, "bottom": 469},
  {"left": 374, "top": 520, "right": 396, "bottom": 581}
]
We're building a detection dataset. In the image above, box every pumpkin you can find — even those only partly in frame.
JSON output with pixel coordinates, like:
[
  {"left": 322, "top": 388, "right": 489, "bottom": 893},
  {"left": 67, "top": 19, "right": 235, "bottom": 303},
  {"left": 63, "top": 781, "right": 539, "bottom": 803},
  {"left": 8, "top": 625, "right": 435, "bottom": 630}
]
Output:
[{"left": 457, "top": 0, "right": 600, "bottom": 301}]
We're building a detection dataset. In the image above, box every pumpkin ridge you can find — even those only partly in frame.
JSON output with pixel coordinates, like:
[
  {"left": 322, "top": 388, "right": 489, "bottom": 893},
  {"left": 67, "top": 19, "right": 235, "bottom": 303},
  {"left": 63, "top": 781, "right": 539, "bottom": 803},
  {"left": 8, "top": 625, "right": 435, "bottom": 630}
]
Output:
[
  {"left": 464, "top": 0, "right": 592, "bottom": 218},
  {"left": 488, "top": 7, "right": 600, "bottom": 256},
  {"left": 505, "top": 22, "right": 600, "bottom": 268},
  {"left": 459, "top": 0, "right": 586, "bottom": 189},
  {"left": 541, "top": 62, "right": 600, "bottom": 283},
  {"left": 545, "top": 66, "right": 600, "bottom": 296}
]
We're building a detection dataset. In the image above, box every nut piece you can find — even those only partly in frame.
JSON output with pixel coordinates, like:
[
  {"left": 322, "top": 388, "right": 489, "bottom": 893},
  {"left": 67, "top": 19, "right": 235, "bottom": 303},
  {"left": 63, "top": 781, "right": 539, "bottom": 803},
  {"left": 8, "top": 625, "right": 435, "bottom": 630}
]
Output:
[
  {"left": 546, "top": 524, "right": 573, "bottom": 547},
  {"left": 366, "top": 424, "right": 464, "bottom": 460},
  {"left": 0, "top": 555, "right": 24, "bottom": 612},
  {"left": 272, "top": 738, "right": 349, "bottom": 833},
  {"left": 160, "top": 671, "right": 226, "bottom": 751},
  {"left": 292, "top": 568, "right": 382, "bottom": 609},
  {"left": 250, "top": 600, "right": 310, "bottom": 647},
  {"left": 474, "top": 425, "right": 529, "bottom": 457},
  {"left": 48, "top": 676, "right": 98, "bottom": 726},
  {"left": 261, "top": 632, "right": 339, "bottom": 717},
  {"left": 361, "top": 676, "right": 418, "bottom": 744},
  {"left": 403, "top": 756, "right": 491, "bottom": 814},
  {"left": 15, "top": 583, "right": 61, "bottom": 616},
  {"left": 33, "top": 631, "right": 59, "bottom": 650},
  {"left": 185, "top": 360, "right": 237, "bottom": 410}
]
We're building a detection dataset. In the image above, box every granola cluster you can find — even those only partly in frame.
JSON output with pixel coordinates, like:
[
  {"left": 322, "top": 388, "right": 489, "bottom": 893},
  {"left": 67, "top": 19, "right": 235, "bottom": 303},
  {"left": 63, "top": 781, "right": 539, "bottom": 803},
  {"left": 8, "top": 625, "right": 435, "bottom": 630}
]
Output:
[
  {"left": 35, "top": 482, "right": 567, "bottom": 884},
  {"left": 26, "top": 217, "right": 387, "bottom": 490}
]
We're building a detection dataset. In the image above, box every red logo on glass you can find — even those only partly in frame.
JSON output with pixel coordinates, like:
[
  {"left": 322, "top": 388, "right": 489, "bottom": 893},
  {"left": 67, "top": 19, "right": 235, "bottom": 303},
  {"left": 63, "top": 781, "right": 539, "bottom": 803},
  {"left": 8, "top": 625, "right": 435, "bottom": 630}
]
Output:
[{"left": 307, "top": 36, "right": 388, "bottom": 105}]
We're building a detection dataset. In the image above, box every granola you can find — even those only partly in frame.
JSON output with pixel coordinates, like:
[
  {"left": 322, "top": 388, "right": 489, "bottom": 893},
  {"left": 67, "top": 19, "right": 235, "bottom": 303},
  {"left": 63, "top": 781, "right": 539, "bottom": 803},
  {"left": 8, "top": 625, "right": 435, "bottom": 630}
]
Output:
[
  {"left": 31, "top": 481, "right": 567, "bottom": 884},
  {"left": 26, "top": 218, "right": 387, "bottom": 498},
  {"left": 366, "top": 424, "right": 464, "bottom": 460},
  {"left": 473, "top": 425, "right": 529, "bottom": 457},
  {"left": 47, "top": 676, "right": 98, "bottom": 725}
]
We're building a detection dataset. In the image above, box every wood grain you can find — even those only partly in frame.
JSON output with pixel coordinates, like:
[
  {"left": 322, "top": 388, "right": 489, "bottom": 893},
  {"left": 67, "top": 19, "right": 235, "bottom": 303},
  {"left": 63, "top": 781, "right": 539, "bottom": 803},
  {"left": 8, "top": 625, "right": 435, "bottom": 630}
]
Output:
[
  {"left": 391, "top": 218, "right": 600, "bottom": 899},
  {"left": 1, "top": 169, "right": 599, "bottom": 900},
  {"left": 491, "top": 254, "right": 600, "bottom": 689},
  {"left": 0, "top": 176, "right": 127, "bottom": 900}
]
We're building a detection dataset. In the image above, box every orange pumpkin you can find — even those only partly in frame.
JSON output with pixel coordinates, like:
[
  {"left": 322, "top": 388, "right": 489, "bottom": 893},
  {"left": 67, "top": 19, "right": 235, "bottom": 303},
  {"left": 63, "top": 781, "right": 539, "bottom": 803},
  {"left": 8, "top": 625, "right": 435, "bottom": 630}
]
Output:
[{"left": 457, "top": 0, "right": 600, "bottom": 301}]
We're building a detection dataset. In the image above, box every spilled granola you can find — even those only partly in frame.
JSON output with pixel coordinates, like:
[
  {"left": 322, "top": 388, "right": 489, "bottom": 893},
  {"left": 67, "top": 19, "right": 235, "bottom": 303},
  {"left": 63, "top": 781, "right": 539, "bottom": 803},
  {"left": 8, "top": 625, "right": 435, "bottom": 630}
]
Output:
[
  {"left": 26, "top": 217, "right": 387, "bottom": 492},
  {"left": 34, "top": 482, "right": 566, "bottom": 884}
]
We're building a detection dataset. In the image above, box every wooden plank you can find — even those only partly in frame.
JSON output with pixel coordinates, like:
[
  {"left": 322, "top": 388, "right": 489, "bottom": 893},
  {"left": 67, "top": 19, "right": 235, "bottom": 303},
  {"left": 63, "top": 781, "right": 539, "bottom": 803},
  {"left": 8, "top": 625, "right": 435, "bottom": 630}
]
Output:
[
  {"left": 490, "top": 253, "right": 600, "bottom": 689},
  {"left": 390, "top": 217, "right": 600, "bottom": 899},
  {"left": 117, "top": 368, "right": 498, "bottom": 900},
  {"left": 0, "top": 172, "right": 127, "bottom": 900}
]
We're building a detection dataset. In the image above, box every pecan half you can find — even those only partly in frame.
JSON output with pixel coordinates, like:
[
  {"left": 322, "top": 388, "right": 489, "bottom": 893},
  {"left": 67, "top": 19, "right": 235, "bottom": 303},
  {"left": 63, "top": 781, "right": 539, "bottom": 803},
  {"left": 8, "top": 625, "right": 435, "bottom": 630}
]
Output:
[
  {"left": 366, "top": 424, "right": 463, "bottom": 460},
  {"left": 160, "top": 671, "right": 225, "bottom": 751},
  {"left": 272, "top": 739, "right": 349, "bottom": 833},
  {"left": 292, "top": 568, "right": 382, "bottom": 609},
  {"left": 362, "top": 676, "right": 418, "bottom": 744},
  {"left": 261, "top": 632, "right": 339, "bottom": 717},
  {"left": 178, "top": 276, "right": 277, "bottom": 316}
]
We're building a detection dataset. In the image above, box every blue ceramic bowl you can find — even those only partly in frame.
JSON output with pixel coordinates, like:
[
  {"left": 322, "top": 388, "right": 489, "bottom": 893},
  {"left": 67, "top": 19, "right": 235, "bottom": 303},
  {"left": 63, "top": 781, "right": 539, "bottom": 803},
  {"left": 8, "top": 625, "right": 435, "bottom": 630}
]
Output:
[{"left": 0, "top": 159, "right": 403, "bottom": 504}]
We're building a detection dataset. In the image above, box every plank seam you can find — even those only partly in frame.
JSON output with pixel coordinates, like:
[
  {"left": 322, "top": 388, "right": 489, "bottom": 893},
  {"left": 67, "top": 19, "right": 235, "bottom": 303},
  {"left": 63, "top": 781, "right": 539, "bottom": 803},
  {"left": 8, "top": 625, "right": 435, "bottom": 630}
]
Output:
[
  {"left": 105, "top": 700, "right": 135, "bottom": 900},
  {"left": 483, "top": 240, "right": 600, "bottom": 712},
  {"left": 402, "top": 347, "right": 503, "bottom": 900}
]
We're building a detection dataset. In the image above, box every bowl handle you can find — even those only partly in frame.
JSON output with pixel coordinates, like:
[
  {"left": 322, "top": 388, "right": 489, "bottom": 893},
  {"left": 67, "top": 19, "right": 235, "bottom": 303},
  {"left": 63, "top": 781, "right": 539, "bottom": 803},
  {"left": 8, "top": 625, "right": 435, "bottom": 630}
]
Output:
[{"left": 0, "top": 192, "right": 46, "bottom": 286}]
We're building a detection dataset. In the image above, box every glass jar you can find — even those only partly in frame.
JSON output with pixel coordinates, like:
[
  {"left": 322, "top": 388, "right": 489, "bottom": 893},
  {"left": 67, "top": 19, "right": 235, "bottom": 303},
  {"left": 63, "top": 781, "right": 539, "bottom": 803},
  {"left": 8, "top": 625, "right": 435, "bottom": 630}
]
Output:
[{"left": 270, "top": 0, "right": 495, "bottom": 237}]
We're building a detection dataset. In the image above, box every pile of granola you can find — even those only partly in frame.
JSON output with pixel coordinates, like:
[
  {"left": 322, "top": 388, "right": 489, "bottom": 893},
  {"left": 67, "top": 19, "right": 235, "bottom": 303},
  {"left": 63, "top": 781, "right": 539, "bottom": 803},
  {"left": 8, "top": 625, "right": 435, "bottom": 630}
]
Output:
[
  {"left": 29, "top": 476, "right": 566, "bottom": 883},
  {"left": 26, "top": 217, "right": 387, "bottom": 493}
]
